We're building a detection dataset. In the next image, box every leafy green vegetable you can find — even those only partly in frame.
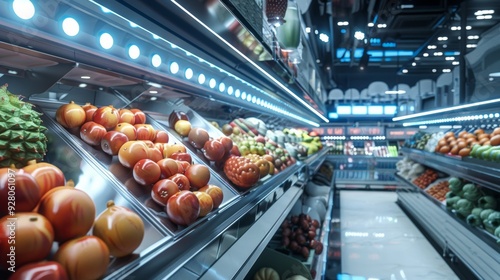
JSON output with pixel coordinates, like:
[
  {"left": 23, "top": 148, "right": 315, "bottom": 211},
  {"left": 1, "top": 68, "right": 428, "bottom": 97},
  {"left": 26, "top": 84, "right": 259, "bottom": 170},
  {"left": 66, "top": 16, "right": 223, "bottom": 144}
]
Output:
[
  {"left": 448, "top": 177, "right": 462, "bottom": 194},
  {"left": 456, "top": 199, "right": 474, "bottom": 218},
  {"left": 480, "top": 209, "right": 495, "bottom": 220},
  {"left": 462, "top": 183, "right": 481, "bottom": 202},
  {"left": 478, "top": 196, "right": 497, "bottom": 210}
]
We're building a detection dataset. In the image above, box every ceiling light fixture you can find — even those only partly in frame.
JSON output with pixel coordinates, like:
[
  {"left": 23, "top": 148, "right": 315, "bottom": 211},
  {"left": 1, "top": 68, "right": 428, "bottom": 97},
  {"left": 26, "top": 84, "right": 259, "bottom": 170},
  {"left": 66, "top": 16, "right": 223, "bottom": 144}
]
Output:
[
  {"left": 434, "top": 52, "right": 443, "bottom": 56},
  {"left": 412, "top": 62, "right": 416, "bottom": 66},
  {"left": 367, "top": 22, "right": 374, "bottom": 27},
  {"left": 427, "top": 45, "right": 437, "bottom": 49},
  {"left": 305, "top": 27, "right": 311, "bottom": 33},
  {"left": 170, "top": 0, "right": 327, "bottom": 124},
  {"left": 489, "top": 72, "right": 500, "bottom": 77},
  {"left": 402, "top": 69, "right": 408, "bottom": 73},
  {"left": 354, "top": 31, "right": 365, "bottom": 40},
  {"left": 423, "top": 53, "right": 429, "bottom": 57},
  {"left": 80, "top": 76, "right": 91, "bottom": 79},
  {"left": 452, "top": 61, "right": 460, "bottom": 65},
  {"left": 394, "top": 98, "right": 500, "bottom": 121},
  {"left": 385, "top": 90, "right": 406, "bottom": 94},
  {"left": 467, "top": 44, "right": 477, "bottom": 48},
  {"left": 443, "top": 69, "right": 451, "bottom": 73},
  {"left": 445, "top": 57, "right": 455, "bottom": 60},
  {"left": 377, "top": 23, "right": 387, "bottom": 28}
]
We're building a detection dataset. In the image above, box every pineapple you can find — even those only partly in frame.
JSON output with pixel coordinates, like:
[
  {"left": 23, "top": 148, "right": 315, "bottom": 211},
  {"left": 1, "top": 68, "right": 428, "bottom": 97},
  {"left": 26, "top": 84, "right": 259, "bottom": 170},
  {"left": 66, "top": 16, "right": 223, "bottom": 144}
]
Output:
[{"left": 0, "top": 84, "right": 47, "bottom": 168}]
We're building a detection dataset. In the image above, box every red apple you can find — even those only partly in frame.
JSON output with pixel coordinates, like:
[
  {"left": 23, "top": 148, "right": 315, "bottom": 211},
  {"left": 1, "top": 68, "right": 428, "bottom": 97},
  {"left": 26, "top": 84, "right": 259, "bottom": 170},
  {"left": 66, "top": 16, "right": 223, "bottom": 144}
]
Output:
[
  {"left": 147, "top": 147, "right": 163, "bottom": 162},
  {"left": 93, "top": 105, "right": 119, "bottom": 130},
  {"left": 166, "top": 190, "right": 200, "bottom": 226},
  {"left": 133, "top": 159, "right": 161, "bottom": 186},
  {"left": 157, "top": 158, "right": 180, "bottom": 178},
  {"left": 218, "top": 136, "right": 233, "bottom": 153},
  {"left": 135, "top": 124, "right": 156, "bottom": 141},
  {"left": 176, "top": 161, "right": 191, "bottom": 174},
  {"left": 184, "top": 164, "right": 210, "bottom": 190},
  {"left": 80, "top": 121, "right": 107, "bottom": 146},
  {"left": 163, "top": 143, "right": 187, "bottom": 158},
  {"left": 151, "top": 179, "right": 179, "bottom": 206},
  {"left": 168, "top": 173, "right": 190, "bottom": 191},
  {"left": 155, "top": 130, "right": 169, "bottom": 143},
  {"left": 82, "top": 103, "right": 97, "bottom": 122},
  {"left": 118, "top": 109, "right": 136, "bottom": 125},
  {"left": 199, "top": 185, "right": 224, "bottom": 209},
  {"left": 188, "top": 127, "right": 209, "bottom": 149},
  {"left": 193, "top": 191, "right": 213, "bottom": 217},
  {"left": 170, "top": 151, "right": 192, "bottom": 164},
  {"left": 154, "top": 142, "right": 165, "bottom": 154},
  {"left": 101, "top": 131, "right": 128, "bottom": 155},
  {"left": 203, "top": 139, "right": 225, "bottom": 161},
  {"left": 130, "top": 108, "right": 146, "bottom": 124},
  {"left": 118, "top": 141, "right": 149, "bottom": 168},
  {"left": 114, "top": 123, "right": 137, "bottom": 141}
]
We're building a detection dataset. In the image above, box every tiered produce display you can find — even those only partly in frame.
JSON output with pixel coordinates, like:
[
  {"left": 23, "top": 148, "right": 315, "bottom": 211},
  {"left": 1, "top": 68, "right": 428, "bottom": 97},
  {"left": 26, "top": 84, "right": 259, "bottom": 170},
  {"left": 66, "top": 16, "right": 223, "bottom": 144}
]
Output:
[
  {"left": 0, "top": 90, "right": 149, "bottom": 279},
  {"left": 396, "top": 156, "right": 500, "bottom": 244}
]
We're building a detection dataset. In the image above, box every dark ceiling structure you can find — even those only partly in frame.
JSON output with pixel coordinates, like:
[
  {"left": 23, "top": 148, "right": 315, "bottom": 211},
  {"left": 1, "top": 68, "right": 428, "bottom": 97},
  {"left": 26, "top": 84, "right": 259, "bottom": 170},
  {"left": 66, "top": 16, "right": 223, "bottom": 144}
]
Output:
[{"left": 302, "top": 0, "right": 500, "bottom": 92}]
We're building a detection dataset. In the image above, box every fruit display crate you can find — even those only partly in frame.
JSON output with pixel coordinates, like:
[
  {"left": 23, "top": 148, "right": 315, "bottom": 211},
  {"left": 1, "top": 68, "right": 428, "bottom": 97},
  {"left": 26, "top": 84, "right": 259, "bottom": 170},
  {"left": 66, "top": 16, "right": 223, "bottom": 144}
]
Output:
[
  {"left": 37, "top": 102, "right": 240, "bottom": 238},
  {"left": 401, "top": 147, "right": 500, "bottom": 193}
]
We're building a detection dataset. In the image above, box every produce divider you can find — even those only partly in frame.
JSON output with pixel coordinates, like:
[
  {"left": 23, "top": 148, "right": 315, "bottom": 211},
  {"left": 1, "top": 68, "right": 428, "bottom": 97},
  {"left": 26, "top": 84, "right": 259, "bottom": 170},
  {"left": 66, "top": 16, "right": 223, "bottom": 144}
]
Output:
[{"left": 16, "top": 106, "right": 168, "bottom": 279}]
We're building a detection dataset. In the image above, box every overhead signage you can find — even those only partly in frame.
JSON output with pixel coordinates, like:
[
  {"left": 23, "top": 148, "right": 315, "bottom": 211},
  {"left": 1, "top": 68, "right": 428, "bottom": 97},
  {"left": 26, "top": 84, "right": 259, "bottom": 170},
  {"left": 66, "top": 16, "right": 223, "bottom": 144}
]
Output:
[
  {"left": 386, "top": 128, "right": 419, "bottom": 139},
  {"left": 311, "top": 127, "right": 345, "bottom": 136},
  {"left": 347, "top": 126, "right": 385, "bottom": 136}
]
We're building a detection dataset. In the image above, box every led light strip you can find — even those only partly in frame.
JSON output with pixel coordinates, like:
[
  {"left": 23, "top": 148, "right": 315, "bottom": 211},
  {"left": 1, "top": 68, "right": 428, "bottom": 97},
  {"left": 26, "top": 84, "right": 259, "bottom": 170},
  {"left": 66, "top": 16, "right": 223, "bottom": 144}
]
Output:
[
  {"left": 393, "top": 98, "right": 500, "bottom": 121},
  {"left": 170, "top": 0, "right": 329, "bottom": 123},
  {"left": 83, "top": 1, "right": 320, "bottom": 127},
  {"left": 402, "top": 113, "right": 500, "bottom": 127}
]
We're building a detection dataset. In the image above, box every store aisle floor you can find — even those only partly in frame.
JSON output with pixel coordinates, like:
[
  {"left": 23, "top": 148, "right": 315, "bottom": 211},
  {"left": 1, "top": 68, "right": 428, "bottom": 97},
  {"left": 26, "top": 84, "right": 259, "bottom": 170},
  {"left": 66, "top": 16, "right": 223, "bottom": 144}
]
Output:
[{"left": 338, "top": 190, "right": 459, "bottom": 280}]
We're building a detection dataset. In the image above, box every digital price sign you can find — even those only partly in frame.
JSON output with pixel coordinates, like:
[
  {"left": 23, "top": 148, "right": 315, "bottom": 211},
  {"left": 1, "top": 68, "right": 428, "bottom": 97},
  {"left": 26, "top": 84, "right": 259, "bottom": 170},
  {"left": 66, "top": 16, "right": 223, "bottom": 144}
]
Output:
[
  {"left": 386, "top": 128, "right": 419, "bottom": 139},
  {"left": 311, "top": 127, "right": 345, "bottom": 136},
  {"left": 347, "top": 126, "right": 385, "bottom": 136}
]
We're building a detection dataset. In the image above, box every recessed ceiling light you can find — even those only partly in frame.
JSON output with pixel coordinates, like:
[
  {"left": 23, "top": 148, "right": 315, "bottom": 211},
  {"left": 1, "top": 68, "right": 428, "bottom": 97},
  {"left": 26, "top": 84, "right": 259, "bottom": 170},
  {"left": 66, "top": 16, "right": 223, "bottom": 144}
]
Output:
[
  {"left": 452, "top": 61, "right": 460, "bottom": 65},
  {"left": 81, "top": 76, "right": 91, "bottom": 79},
  {"left": 13, "top": 0, "right": 35, "bottom": 20},
  {"left": 149, "top": 90, "right": 158, "bottom": 94},
  {"left": 432, "top": 69, "right": 437, "bottom": 73},
  {"left": 7, "top": 70, "right": 17, "bottom": 75},
  {"left": 423, "top": 53, "right": 429, "bottom": 57},
  {"left": 412, "top": 62, "right": 416, "bottom": 66},
  {"left": 402, "top": 69, "right": 408, "bottom": 73},
  {"left": 150, "top": 96, "right": 157, "bottom": 101},
  {"left": 79, "top": 83, "right": 87, "bottom": 88}
]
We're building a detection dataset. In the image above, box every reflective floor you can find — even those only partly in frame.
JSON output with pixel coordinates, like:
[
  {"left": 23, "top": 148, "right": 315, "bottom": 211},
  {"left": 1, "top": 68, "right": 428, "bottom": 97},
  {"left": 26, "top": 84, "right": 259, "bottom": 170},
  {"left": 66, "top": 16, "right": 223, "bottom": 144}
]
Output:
[{"left": 335, "top": 191, "right": 459, "bottom": 280}]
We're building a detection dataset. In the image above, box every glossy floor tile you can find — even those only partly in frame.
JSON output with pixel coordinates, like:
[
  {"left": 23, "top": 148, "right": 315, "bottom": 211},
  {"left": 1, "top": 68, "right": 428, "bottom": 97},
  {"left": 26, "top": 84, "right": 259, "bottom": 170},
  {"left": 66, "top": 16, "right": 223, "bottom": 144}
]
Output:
[{"left": 339, "top": 191, "right": 459, "bottom": 280}]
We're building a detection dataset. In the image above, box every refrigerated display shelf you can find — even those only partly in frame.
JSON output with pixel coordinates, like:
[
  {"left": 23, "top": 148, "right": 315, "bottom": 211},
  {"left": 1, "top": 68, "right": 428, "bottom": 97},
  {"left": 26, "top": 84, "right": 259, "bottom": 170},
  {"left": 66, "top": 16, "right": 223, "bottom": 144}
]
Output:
[
  {"left": 397, "top": 190, "right": 500, "bottom": 280},
  {"left": 401, "top": 147, "right": 500, "bottom": 192}
]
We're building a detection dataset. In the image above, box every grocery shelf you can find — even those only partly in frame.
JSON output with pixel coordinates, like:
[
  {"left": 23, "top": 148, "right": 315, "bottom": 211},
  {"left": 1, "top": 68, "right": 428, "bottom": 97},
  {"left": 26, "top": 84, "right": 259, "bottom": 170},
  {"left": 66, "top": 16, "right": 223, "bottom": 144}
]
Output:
[
  {"left": 401, "top": 147, "right": 500, "bottom": 192},
  {"left": 398, "top": 190, "right": 500, "bottom": 280},
  {"left": 199, "top": 185, "right": 303, "bottom": 280},
  {"left": 301, "top": 148, "right": 330, "bottom": 176},
  {"left": 396, "top": 173, "right": 500, "bottom": 280}
]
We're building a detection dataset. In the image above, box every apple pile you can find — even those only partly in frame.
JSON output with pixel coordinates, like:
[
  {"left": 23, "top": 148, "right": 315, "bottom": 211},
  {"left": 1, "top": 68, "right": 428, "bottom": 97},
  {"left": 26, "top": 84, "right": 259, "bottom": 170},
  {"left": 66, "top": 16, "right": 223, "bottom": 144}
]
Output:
[
  {"left": 279, "top": 214, "right": 323, "bottom": 260},
  {"left": 55, "top": 103, "right": 224, "bottom": 227}
]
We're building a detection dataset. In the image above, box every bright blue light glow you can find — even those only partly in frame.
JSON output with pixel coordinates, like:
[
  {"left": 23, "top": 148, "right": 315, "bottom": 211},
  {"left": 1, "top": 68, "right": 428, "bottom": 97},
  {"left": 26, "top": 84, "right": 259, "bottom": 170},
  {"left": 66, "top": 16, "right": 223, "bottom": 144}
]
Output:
[
  {"left": 170, "top": 62, "right": 179, "bottom": 74},
  {"left": 247, "top": 94, "right": 252, "bottom": 102},
  {"left": 99, "top": 33, "right": 114, "bottom": 49},
  {"left": 198, "top": 74, "right": 206, "bottom": 84},
  {"left": 209, "top": 78, "right": 216, "bottom": 88},
  {"left": 219, "top": 82, "right": 225, "bottom": 92},
  {"left": 185, "top": 68, "right": 193, "bottom": 79},
  {"left": 337, "top": 106, "right": 351, "bottom": 115},
  {"left": 368, "top": 106, "right": 383, "bottom": 115},
  {"left": 13, "top": 0, "right": 35, "bottom": 20},
  {"left": 328, "top": 112, "right": 339, "bottom": 119},
  {"left": 62, "top": 17, "right": 79, "bottom": 36},
  {"left": 340, "top": 29, "right": 347, "bottom": 34},
  {"left": 384, "top": 105, "right": 397, "bottom": 115},
  {"left": 235, "top": 89, "right": 241, "bottom": 98},
  {"left": 252, "top": 96, "right": 256, "bottom": 103},
  {"left": 352, "top": 106, "right": 367, "bottom": 115},
  {"left": 128, "top": 45, "right": 140, "bottom": 59},
  {"left": 101, "top": 6, "right": 111, "bottom": 13},
  {"left": 151, "top": 54, "right": 162, "bottom": 67},
  {"left": 256, "top": 98, "right": 261, "bottom": 105},
  {"left": 241, "top": 91, "right": 247, "bottom": 100},
  {"left": 382, "top": 42, "right": 397, "bottom": 48},
  {"left": 367, "top": 50, "right": 383, "bottom": 57},
  {"left": 227, "top": 86, "right": 233, "bottom": 95}
]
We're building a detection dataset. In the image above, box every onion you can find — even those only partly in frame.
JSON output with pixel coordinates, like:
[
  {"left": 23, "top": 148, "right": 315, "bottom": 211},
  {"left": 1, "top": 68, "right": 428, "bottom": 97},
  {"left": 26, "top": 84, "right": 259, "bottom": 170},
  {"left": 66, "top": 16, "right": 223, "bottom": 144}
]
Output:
[
  {"left": 37, "top": 183, "right": 96, "bottom": 242},
  {"left": 93, "top": 200, "right": 145, "bottom": 258},
  {"left": 55, "top": 101, "right": 86, "bottom": 128},
  {"left": 54, "top": 236, "right": 110, "bottom": 280},
  {"left": 0, "top": 213, "right": 54, "bottom": 269}
]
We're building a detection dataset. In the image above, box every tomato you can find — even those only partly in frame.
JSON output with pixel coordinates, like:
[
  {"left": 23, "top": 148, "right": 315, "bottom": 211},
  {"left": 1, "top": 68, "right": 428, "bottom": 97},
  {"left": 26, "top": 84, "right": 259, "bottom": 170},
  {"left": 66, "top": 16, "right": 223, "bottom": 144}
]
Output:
[
  {"left": 168, "top": 173, "right": 190, "bottom": 191},
  {"left": 130, "top": 109, "right": 146, "bottom": 124},
  {"left": 81, "top": 103, "right": 97, "bottom": 123},
  {"left": 157, "top": 158, "right": 180, "bottom": 179},
  {"left": 37, "top": 186, "right": 96, "bottom": 242},
  {"left": 0, "top": 213, "right": 54, "bottom": 269},
  {"left": 166, "top": 191, "right": 200, "bottom": 226},
  {"left": 193, "top": 191, "right": 213, "bottom": 217},
  {"left": 92, "top": 105, "right": 119, "bottom": 130},
  {"left": 101, "top": 131, "right": 129, "bottom": 156},
  {"left": 118, "top": 108, "right": 136, "bottom": 125},
  {"left": 8, "top": 261, "right": 68, "bottom": 280},
  {"left": 114, "top": 122, "right": 137, "bottom": 141},
  {"left": 188, "top": 127, "right": 209, "bottom": 149},
  {"left": 133, "top": 159, "right": 161, "bottom": 186},
  {"left": 154, "top": 130, "right": 169, "bottom": 143},
  {"left": 184, "top": 164, "right": 210, "bottom": 190},
  {"left": 198, "top": 184, "right": 224, "bottom": 209},
  {"left": 80, "top": 121, "right": 107, "bottom": 146},
  {"left": 151, "top": 179, "right": 179, "bottom": 206},
  {"left": 134, "top": 124, "right": 156, "bottom": 141}
]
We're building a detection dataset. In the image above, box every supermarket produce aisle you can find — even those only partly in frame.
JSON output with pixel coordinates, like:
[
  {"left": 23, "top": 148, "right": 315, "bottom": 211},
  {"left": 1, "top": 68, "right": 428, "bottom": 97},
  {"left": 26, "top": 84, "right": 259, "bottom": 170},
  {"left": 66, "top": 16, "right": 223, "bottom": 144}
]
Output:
[{"left": 336, "top": 190, "right": 459, "bottom": 280}]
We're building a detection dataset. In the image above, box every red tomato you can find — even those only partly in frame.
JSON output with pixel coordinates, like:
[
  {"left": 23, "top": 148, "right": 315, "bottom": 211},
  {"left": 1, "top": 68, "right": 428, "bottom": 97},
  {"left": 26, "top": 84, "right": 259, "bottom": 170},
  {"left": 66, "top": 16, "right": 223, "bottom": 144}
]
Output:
[
  {"left": 151, "top": 179, "right": 179, "bottom": 206},
  {"left": 166, "top": 191, "right": 200, "bottom": 226},
  {"left": 114, "top": 122, "right": 137, "bottom": 141},
  {"left": 184, "top": 164, "right": 210, "bottom": 190},
  {"left": 80, "top": 121, "right": 107, "bottom": 146},
  {"left": 92, "top": 105, "right": 119, "bottom": 130},
  {"left": 130, "top": 109, "right": 146, "bottom": 124},
  {"left": 168, "top": 173, "right": 190, "bottom": 191},
  {"left": 118, "top": 141, "right": 149, "bottom": 168},
  {"left": 0, "top": 168, "right": 41, "bottom": 216},
  {"left": 157, "top": 158, "right": 180, "bottom": 178},
  {"left": 199, "top": 184, "right": 224, "bottom": 209},
  {"left": 22, "top": 162, "right": 65, "bottom": 197},
  {"left": 8, "top": 261, "right": 68, "bottom": 280},
  {"left": 55, "top": 101, "right": 86, "bottom": 129},
  {"left": 118, "top": 108, "right": 136, "bottom": 125},
  {"left": 133, "top": 159, "right": 161, "bottom": 186}
]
